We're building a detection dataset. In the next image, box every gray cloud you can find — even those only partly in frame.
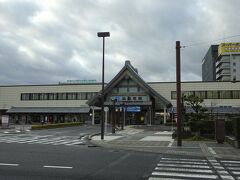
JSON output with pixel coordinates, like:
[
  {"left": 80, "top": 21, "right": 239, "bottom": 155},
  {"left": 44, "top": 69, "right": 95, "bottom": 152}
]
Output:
[{"left": 0, "top": 0, "right": 240, "bottom": 85}]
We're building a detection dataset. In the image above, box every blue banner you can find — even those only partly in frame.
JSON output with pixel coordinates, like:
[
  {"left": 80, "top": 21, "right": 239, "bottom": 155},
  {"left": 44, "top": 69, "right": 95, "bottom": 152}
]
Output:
[{"left": 127, "top": 106, "right": 141, "bottom": 112}]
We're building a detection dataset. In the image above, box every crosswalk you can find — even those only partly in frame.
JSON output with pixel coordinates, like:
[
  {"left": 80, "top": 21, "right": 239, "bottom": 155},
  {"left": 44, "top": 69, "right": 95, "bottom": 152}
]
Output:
[
  {"left": 116, "top": 129, "right": 143, "bottom": 135},
  {"left": 148, "top": 157, "right": 240, "bottom": 180},
  {"left": 220, "top": 160, "right": 240, "bottom": 180},
  {"left": 0, "top": 134, "right": 84, "bottom": 147}
]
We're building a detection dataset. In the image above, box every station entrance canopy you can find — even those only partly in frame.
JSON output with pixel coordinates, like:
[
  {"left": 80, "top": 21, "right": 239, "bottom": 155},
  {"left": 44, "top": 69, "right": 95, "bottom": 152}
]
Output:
[{"left": 87, "top": 60, "right": 171, "bottom": 111}]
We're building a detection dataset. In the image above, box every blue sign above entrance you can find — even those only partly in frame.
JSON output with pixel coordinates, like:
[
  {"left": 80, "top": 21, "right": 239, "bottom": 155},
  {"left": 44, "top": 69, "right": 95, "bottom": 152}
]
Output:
[
  {"left": 114, "top": 96, "right": 121, "bottom": 102},
  {"left": 127, "top": 106, "right": 141, "bottom": 112}
]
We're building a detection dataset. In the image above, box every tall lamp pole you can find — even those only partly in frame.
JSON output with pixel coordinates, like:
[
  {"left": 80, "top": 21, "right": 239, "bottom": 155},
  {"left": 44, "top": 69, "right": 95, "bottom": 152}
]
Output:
[{"left": 97, "top": 32, "right": 110, "bottom": 140}]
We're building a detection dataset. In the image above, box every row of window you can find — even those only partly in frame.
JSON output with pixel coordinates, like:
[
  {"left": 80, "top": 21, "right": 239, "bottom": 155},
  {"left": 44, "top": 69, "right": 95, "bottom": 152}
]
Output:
[
  {"left": 171, "top": 90, "right": 240, "bottom": 99},
  {"left": 112, "top": 87, "right": 144, "bottom": 93},
  {"left": 21, "top": 92, "right": 98, "bottom": 101}
]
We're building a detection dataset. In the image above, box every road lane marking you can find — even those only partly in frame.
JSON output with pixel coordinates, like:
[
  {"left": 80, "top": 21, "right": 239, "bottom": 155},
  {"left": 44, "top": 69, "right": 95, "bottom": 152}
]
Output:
[
  {"left": 43, "top": 165, "right": 73, "bottom": 169},
  {"left": 0, "top": 163, "right": 19, "bottom": 166}
]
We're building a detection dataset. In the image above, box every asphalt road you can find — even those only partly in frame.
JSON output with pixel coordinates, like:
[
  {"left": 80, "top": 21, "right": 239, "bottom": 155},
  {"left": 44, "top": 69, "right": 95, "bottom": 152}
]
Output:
[
  {"left": 1, "top": 126, "right": 240, "bottom": 179},
  {"left": 28, "top": 124, "right": 103, "bottom": 137},
  {"left": 0, "top": 143, "right": 160, "bottom": 180}
]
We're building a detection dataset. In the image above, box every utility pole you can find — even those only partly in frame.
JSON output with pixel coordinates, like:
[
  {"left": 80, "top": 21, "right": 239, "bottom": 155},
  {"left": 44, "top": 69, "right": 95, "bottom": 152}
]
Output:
[{"left": 176, "top": 41, "right": 182, "bottom": 146}]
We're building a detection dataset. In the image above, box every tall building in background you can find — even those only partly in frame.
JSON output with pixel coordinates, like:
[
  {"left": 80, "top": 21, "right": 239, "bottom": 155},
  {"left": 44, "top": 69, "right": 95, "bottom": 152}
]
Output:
[
  {"left": 202, "top": 45, "right": 218, "bottom": 81},
  {"left": 216, "top": 42, "right": 240, "bottom": 81},
  {"left": 202, "top": 42, "right": 240, "bottom": 82}
]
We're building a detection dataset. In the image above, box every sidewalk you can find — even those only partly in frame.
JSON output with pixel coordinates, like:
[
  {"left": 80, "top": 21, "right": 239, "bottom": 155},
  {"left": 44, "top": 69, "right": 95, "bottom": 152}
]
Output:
[{"left": 90, "top": 126, "right": 240, "bottom": 160}]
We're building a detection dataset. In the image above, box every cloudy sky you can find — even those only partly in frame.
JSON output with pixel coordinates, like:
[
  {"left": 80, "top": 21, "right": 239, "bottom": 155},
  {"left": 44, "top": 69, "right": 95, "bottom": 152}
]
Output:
[{"left": 0, "top": 0, "right": 240, "bottom": 85}]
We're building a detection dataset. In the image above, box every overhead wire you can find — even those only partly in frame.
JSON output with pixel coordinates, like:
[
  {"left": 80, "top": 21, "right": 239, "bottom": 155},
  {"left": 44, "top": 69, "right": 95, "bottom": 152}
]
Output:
[{"left": 181, "top": 34, "right": 240, "bottom": 49}]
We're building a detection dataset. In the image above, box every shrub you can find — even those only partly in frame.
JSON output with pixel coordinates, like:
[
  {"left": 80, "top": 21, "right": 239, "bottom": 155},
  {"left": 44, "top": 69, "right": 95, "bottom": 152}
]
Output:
[{"left": 32, "top": 122, "right": 82, "bottom": 130}]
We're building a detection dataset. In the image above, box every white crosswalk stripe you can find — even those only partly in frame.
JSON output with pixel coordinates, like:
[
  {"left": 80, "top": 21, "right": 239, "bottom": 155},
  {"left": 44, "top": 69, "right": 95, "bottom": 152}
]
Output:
[
  {"left": 149, "top": 157, "right": 219, "bottom": 180},
  {"left": 220, "top": 160, "right": 240, "bottom": 179},
  {"left": 0, "top": 135, "right": 84, "bottom": 147}
]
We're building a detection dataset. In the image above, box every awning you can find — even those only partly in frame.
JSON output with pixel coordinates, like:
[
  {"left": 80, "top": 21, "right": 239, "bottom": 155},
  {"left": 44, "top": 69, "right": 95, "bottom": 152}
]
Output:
[
  {"left": 104, "top": 101, "right": 152, "bottom": 106},
  {"left": 6, "top": 107, "right": 90, "bottom": 114}
]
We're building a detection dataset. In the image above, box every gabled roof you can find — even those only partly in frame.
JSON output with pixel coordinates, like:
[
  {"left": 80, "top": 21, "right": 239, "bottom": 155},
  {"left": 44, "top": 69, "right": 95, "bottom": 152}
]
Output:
[{"left": 87, "top": 61, "right": 171, "bottom": 108}]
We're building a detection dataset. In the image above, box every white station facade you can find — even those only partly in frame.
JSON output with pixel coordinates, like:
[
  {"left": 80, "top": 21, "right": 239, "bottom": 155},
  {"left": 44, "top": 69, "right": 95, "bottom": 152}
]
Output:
[{"left": 0, "top": 61, "right": 240, "bottom": 125}]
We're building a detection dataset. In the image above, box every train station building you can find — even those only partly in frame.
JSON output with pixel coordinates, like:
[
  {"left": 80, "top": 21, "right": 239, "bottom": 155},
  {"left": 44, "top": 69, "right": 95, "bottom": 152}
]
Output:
[{"left": 0, "top": 61, "right": 240, "bottom": 126}]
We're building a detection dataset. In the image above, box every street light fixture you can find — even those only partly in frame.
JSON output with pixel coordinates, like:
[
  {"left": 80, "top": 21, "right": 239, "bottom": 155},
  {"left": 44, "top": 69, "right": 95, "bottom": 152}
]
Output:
[{"left": 97, "top": 32, "right": 110, "bottom": 140}]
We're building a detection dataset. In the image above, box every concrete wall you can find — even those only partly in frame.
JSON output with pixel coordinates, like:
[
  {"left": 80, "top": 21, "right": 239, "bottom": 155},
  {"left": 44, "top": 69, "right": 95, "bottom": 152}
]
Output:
[
  {"left": 0, "top": 81, "right": 240, "bottom": 110},
  {"left": 149, "top": 81, "right": 240, "bottom": 107},
  {"left": 0, "top": 84, "right": 101, "bottom": 109}
]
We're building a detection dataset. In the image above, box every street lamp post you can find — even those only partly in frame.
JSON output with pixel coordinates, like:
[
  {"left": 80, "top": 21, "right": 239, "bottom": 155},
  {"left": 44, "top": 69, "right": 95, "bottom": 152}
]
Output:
[{"left": 98, "top": 32, "right": 110, "bottom": 140}]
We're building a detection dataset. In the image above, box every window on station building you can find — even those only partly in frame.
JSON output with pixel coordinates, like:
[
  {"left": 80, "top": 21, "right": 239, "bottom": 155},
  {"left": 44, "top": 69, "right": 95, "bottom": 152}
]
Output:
[
  {"left": 21, "top": 92, "right": 97, "bottom": 101},
  {"left": 48, "top": 93, "right": 54, "bottom": 100},
  {"left": 129, "top": 87, "right": 138, "bottom": 93},
  {"left": 58, "top": 93, "right": 66, "bottom": 100},
  {"left": 31, "top": 93, "right": 39, "bottom": 100},
  {"left": 44, "top": 94, "right": 49, "bottom": 100},
  {"left": 232, "top": 91, "right": 240, "bottom": 99},
  {"left": 171, "top": 91, "right": 176, "bottom": 99},
  {"left": 39, "top": 93, "right": 44, "bottom": 100},
  {"left": 86, "top": 92, "right": 93, "bottom": 100},
  {"left": 119, "top": 87, "right": 128, "bottom": 93},
  {"left": 77, "top": 93, "right": 82, "bottom": 100},
  {"left": 219, "top": 90, "right": 232, "bottom": 99},
  {"left": 206, "top": 91, "right": 219, "bottom": 99},
  {"left": 72, "top": 93, "right": 77, "bottom": 100},
  {"left": 112, "top": 88, "right": 119, "bottom": 93},
  {"left": 138, "top": 87, "right": 144, "bottom": 92},
  {"left": 21, "top": 93, "right": 30, "bottom": 100},
  {"left": 183, "top": 91, "right": 194, "bottom": 97},
  {"left": 80, "top": 92, "right": 87, "bottom": 100},
  {"left": 53, "top": 93, "right": 58, "bottom": 100},
  {"left": 67, "top": 93, "right": 74, "bottom": 100},
  {"left": 195, "top": 91, "right": 206, "bottom": 99}
]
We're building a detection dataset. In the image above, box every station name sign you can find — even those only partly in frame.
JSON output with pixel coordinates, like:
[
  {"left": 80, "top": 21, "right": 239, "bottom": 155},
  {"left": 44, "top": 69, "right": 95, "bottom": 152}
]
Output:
[{"left": 59, "top": 80, "right": 97, "bottom": 84}]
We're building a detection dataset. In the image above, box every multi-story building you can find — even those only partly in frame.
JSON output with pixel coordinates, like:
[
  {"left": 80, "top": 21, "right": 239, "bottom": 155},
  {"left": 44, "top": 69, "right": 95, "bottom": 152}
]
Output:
[
  {"left": 216, "top": 43, "right": 240, "bottom": 81},
  {"left": 202, "top": 45, "right": 218, "bottom": 81},
  {"left": 202, "top": 42, "right": 240, "bottom": 82},
  {"left": 0, "top": 61, "right": 240, "bottom": 126}
]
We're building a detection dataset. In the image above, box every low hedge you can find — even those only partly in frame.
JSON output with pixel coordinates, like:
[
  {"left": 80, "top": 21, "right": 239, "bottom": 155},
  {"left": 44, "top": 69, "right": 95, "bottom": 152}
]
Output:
[
  {"left": 32, "top": 122, "right": 82, "bottom": 130},
  {"left": 232, "top": 117, "right": 240, "bottom": 142}
]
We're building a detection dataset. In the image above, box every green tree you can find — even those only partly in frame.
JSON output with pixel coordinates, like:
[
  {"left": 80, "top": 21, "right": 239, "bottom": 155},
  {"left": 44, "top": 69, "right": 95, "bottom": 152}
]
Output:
[{"left": 184, "top": 94, "right": 208, "bottom": 135}]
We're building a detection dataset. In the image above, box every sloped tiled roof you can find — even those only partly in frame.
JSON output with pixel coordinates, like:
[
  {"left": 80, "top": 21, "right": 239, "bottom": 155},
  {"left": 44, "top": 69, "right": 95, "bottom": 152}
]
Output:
[{"left": 87, "top": 61, "right": 171, "bottom": 108}]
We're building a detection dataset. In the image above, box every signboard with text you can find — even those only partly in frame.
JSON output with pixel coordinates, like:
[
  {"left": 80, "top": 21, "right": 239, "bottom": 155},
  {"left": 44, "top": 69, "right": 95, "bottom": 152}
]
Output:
[
  {"left": 218, "top": 42, "right": 240, "bottom": 56},
  {"left": 127, "top": 106, "right": 141, "bottom": 112}
]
